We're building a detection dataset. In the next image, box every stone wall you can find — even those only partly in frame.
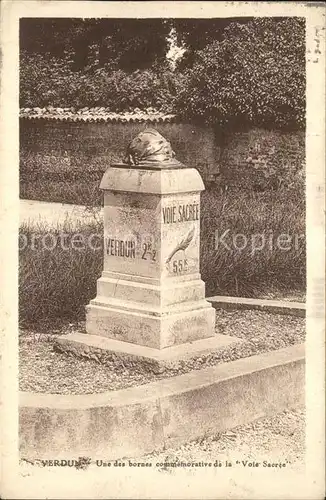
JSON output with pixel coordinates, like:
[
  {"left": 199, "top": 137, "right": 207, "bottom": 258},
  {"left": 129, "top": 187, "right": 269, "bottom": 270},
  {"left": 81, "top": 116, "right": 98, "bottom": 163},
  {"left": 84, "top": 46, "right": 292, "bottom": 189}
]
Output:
[
  {"left": 218, "top": 128, "right": 305, "bottom": 190},
  {"left": 20, "top": 120, "right": 305, "bottom": 189},
  {"left": 20, "top": 120, "right": 220, "bottom": 181}
]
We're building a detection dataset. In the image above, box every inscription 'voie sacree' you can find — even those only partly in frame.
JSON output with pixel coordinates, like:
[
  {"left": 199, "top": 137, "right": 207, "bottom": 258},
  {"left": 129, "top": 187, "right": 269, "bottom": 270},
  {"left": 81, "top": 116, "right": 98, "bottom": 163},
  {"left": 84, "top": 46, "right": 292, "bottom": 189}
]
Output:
[
  {"left": 162, "top": 203, "right": 199, "bottom": 224},
  {"left": 106, "top": 238, "right": 136, "bottom": 258}
]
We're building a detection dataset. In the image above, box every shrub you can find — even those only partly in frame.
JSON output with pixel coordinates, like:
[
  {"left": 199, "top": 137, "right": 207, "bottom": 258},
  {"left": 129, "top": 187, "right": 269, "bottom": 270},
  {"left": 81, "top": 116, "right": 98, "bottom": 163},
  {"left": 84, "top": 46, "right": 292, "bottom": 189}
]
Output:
[
  {"left": 176, "top": 18, "right": 305, "bottom": 129},
  {"left": 20, "top": 51, "right": 180, "bottom": 112}
]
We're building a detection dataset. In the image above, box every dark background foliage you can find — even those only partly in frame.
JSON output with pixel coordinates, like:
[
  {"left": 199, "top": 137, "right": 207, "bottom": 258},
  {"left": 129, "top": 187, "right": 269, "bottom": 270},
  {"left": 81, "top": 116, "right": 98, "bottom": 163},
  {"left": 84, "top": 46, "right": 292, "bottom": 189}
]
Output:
[{"left": 20, "top": 17, "right": 305, "bottom": 129}]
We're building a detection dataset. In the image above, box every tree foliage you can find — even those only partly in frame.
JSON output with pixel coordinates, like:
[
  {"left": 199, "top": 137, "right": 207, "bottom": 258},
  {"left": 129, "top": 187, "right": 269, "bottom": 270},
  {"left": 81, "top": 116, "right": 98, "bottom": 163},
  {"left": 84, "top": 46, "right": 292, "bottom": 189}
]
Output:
[
  {"left": 175, "top": 18, "right": 305, "bottom": 129},
  {"left": 20, "top": 17, "right": 305, "bottom": 129},
  {"left": 20, "top": 50, "right": 182, "bottom": 111},
  {"left": 20, "top": 18, "right": 178, "bottom": 109},
  {"left": 20, "top": 18, "right": 171, "bottom": 72},
  {"left": 173, "top": 18, "right": 252, "bottom": 70}
]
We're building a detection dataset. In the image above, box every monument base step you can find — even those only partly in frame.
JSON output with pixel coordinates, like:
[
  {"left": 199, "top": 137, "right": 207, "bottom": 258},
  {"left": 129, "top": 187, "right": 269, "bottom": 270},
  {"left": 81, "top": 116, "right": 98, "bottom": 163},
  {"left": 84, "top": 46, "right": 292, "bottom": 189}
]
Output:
[
  {"left": 54, "top": 332, "right": 242, "bottom": 374},
  {"left": 85, "top": 300, "right": 216, "bottom": 349}
]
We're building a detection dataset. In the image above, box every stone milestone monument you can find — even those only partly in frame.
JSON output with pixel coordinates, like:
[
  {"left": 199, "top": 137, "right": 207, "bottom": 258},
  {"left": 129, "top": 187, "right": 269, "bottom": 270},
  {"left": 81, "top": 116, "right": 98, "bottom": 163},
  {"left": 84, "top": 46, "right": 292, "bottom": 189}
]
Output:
[{"left": 57, "top": 129, "right": 236, "bottom": 367}]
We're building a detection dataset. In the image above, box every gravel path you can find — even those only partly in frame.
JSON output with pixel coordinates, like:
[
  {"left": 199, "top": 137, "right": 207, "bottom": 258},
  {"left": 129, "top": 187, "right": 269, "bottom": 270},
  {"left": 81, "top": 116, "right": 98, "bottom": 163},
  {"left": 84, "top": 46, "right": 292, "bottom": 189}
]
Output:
[
  {"left": 19, "top": 309, "right": 305, "bottom": 395},
  {"left": 139, "top": 408, "right": 305, "bottom": 472}
]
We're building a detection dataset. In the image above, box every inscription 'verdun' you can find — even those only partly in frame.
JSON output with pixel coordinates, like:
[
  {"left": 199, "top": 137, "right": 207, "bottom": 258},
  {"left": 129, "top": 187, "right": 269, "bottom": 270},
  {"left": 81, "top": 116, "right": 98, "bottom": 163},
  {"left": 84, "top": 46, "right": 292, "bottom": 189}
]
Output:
[{"left": 106, "top": 238, "right": 136, "bottom": 258}]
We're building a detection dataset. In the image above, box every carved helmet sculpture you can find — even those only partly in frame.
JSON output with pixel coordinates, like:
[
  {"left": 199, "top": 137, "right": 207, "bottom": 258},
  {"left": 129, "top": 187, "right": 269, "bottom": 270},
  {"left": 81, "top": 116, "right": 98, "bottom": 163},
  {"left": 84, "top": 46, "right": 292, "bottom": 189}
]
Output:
[{"left": 123, "top": 128, "right": 183, "bottom": 168}]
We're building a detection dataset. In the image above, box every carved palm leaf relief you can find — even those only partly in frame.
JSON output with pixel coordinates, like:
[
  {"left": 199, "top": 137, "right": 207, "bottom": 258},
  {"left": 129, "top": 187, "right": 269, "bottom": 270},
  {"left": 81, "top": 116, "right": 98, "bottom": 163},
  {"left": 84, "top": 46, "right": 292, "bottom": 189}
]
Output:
[{"left": 165, "top": 225, "right": 195, "bottom": 264}]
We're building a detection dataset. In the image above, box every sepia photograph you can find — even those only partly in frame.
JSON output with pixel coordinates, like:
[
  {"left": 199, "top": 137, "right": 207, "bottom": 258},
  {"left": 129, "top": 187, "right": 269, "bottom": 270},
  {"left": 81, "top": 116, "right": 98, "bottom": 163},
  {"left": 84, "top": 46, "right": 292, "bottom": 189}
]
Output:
[{"left": 1, "top": 1, "right": 325, "bottom": 499}]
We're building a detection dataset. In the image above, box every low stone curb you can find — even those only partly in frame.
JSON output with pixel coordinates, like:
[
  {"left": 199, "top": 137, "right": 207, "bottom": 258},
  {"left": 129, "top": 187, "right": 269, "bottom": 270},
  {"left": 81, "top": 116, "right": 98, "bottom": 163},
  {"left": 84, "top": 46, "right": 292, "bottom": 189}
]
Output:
[
  {"left": 20, "top": 343, "right": 305, "bottom": 461},
  {"left": 208, "top": 296, "right": 305, "bottom": 317}
]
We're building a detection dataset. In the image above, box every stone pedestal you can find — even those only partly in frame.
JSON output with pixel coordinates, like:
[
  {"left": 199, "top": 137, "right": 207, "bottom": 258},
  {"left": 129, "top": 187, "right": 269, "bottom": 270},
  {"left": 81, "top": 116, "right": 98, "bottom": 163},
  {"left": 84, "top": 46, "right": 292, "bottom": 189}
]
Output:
[
  {"left": 86, "top": 164, "right": 216, "bottom": 349},
  {"left": 55, "top": 130, "right": 241, "bottom": 365}
]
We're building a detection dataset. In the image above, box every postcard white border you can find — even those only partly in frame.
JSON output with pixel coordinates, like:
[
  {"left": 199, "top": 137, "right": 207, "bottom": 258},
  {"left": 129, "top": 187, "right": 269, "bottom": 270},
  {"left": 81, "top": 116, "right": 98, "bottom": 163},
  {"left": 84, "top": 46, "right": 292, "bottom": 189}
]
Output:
[{"left": 1, "top": 2, "right": 325, "bottom": 498}]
